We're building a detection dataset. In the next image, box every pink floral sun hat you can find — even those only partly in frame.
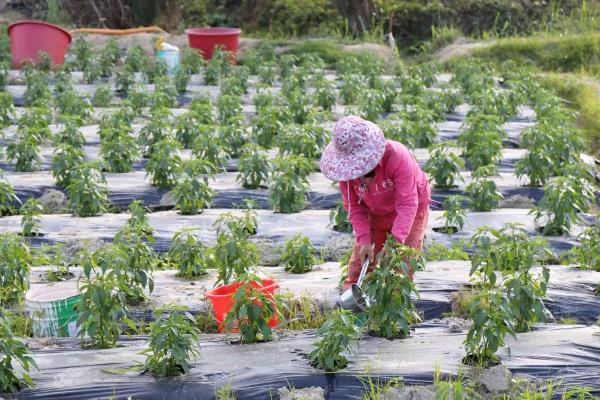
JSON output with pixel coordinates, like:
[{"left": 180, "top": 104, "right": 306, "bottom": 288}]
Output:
[{"left": 320, "top": 115, "right": 387, "bottom": 182}]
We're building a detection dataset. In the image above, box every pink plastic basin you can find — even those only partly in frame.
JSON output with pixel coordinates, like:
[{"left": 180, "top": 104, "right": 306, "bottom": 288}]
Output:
[
  {"left": 8, "top": 20, "right": 72, "bottom": 68},
  {"left": 186, "top": 27, "right": 241, "bottom": 62},
  {"left": 206, "top": 279, "right": 279, "bottom": 333}
]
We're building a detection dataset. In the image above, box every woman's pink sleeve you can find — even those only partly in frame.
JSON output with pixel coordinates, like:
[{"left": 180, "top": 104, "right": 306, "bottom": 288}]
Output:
[
  {"left": 390, "top": 152, "right": 419, "bottom": 243},
  {"left": 340, "top": 180, "right": 371, "bottom": 245}
]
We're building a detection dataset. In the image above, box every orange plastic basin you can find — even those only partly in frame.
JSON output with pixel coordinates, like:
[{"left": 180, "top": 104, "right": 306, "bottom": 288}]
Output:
[
  {"left": 8, "top": 20, "right": 72, "bottom": 68},
  {"left": 206, "top": 279, "right": 279, "bottom": 333}
]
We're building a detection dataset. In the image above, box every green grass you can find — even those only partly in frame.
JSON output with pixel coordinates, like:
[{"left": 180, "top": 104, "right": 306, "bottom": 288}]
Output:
[
  {"left": 472, "top": 32, "right": 600, "bottom": 76},
  {"left": 559, "top": 317, "right": 578, "bottom": 325},
  {"left": 541, "top": 73, "right": 600, "bottom": 157},
  {"left": 280, "top": 40, "right": 392, "bottom": 69}
]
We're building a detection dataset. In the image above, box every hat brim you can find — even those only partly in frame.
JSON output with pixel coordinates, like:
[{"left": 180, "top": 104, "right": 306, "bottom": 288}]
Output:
[{"left": 320, "top": 138, "right": 386, "bottom": 182}]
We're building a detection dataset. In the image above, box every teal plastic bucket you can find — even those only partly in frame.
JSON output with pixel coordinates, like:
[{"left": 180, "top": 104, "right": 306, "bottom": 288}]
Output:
[
  {"left": 156, "top": 49, "right": 180, "bottom": 74},
  {"left": 25, "top": 282, "right": 80, "bottom": 337}
]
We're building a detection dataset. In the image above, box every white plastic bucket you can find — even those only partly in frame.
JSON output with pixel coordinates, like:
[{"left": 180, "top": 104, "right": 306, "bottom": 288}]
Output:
[
  {"left": 25, "top": 281, "right": 80, "bottom": 338},
  {"left": 156, "top": 49, "right": 180, "bottom": 74}
]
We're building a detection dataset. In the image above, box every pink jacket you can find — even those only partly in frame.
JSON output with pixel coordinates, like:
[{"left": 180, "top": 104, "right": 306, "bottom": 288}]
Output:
[{"left": 340, "top": 140, "right": 430, "bottom": 245}]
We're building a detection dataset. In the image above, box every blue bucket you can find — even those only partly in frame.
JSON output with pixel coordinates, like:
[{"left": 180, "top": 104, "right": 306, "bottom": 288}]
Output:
[{"left": 156, "top": 49, "right": 180, "bottom": 74}]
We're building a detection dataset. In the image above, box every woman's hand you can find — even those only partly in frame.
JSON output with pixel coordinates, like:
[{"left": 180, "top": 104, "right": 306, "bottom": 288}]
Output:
[{"left": 358, "top": 244, "right": 374, "bottom": 263}]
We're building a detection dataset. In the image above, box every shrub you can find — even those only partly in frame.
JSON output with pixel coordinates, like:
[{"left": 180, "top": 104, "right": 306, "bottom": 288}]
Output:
[
  {"left": 217, "top": 95, "right": 243, "bottom": 124},
  {"left": 363, "top": 238, "right": 421, "bottom": 339},
  {"left": 142, "top": 305, "right": 201, "bottom": 377},
  {"left": 100, "top": 123, "right": 140, "bottom": 173},
  {"left": 213, "top": 207, "right": 258, "bottom": 240},
  {"left": 212, "top": 232, "right": 259, "bottom": 286},
  {"left": 462, "top": 287, "right": 515, "bottom": 367},
  {"left": 566, "top": 218, "right": 600, "bottom": 271},
  {"left": 424, "top": 142, "right": 464, "bottom": 188},
  {"left": 223, "top": 279, "right": 278, "bottom": 343},
  {"left": 515, "top": 122, "right": 555, "bottom": 187},
  {"left": 0, "top": 173, "right": 19, "bottom": 217},
  {"left": 181, "top": 47, "right": 203, "bottom": 74},
  {"left": 277, "top": 124, "right": 326, "bottom": 159},
  {"left": 0, "top": 234, "right": 31, "bottom": 307},
  {"left": 252, "top": 107, "right": 285, "bottom": 148},
  {"left": 173, "top": 160, "right": 215, "bottom": 215},
  {"left": 237, "top": 144, "right": 270, "bottom": 189},
  {"left": 76, "top": 258, "right": 128, "bottom": 349},
  {"left": 308, "top": 309, "right": 362, "bottom": 371},
  {"left": 438, "top": 195, "right": 467, "bottom": 233},
  {"left": 6, "top": 135, "right": 41, "bottom": 172},
  {"left": 314, "top": 78, "right": 337, "bottom": 112},
  {"left": 192, "top": 126, "right": 229, "bottom": 170},
  {"left": 92, "top": 85, "right": 113, "bottom": 107},
  {"left": 465, "top": 166, "right": 503, "bottom": 212},
  {"left": 146, "top": 139, "right": 182, "bottom": 188},
  {"left": 54, "top": 116, "right": 86, "bottom": 148},
  {"left": 268, "top": 156, "right": 311, "bottom": 213},
  {"left": 329, "top": 199, "right": 352, "bottom": 233},
  {"left": 458, "top": 113, "right": 506, "bottom": 170},
  {"left": 0, "top": 91, "right": 14, "bottom": 128},
  {"left": 0, "top": 309, "right": 37, "bottom": 393},
  {"left": 23, "top": 70, "right": 51, "bottom": 106},
  {"left": 169, "top": 230, "right": 210, "bottom": 278},
  {"left": 532, "top": 173, "right": 595, "bottom": 236},
  {"left": 281, "top": 234, "right": 319, "bottom": 273},
  {"left": 51, "top": 144, "right": 85, "bottom": 188},
  {"left": 67, "top": 163, "right": 110, "bottom": 217},
  {"left": 20, "top": 198, "right": 43, "bottom": 237}
]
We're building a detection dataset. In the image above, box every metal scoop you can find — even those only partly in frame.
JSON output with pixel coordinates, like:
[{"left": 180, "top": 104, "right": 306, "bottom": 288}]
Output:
[{"left": 337, "top": 257, "right": 371, "bottom": 312}]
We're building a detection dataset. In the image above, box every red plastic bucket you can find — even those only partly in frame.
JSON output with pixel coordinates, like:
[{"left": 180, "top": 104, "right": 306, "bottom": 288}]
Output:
[
  {"left": 206, "top": 278, "right": 279, "bottom": 333},
  {"left": 8, "top": 20, "right": 72, "bottom": 68},
  {"left": 185, "top": 27, "right": 241, "bottom": 62}
]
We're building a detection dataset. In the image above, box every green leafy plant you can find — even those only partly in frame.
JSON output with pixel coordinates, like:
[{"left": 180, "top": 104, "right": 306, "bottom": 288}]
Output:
[
  {"left": 340, "top": 74, "right": 365, "bottom": 105},
  {"left": 281, "top": 234, "right": 319, "bottom": 274},
  {"left": 51, "top": 144, "right": 85, "bottom": 188},
  {"left": 363, "top": 238, "right": 422, "bottom": 339},
  {"left": 146, "top": 139, "right": 182, "bottom": 188},
  {"left": 218, "top": 118, "right": 249, "bottom": 158},
  {"left": 173, "top": 159, "right": 215, "bottom": 215},
  {"left": 70, "top": 37, "right": 93, "bottom": 70},
  {"left": 212, "top": 231, "right": 259, "bottom": 286},
  {"left": 67, "top": 162, "right": 110, "bottom": 217},
  {"left": 20, "top": 198, "right": 43, "bottom": 237},
  {"left": 138, "top": 107, "right": 173, "bottom": 157},
  {"left": 6, "top": 135, "right": 42, "bottom": 172},
  {"left": 0, "top": 172, "right": 19, "bottom": 217},
  {"left": 329, "top": 199, "right": 352, "bottom": 233},
  {"left": 237, "top": 144, "right": 270, "bottom": 189},
  {"left": 23, "top": 70, "right": 51, "bottom": 106},
  {"left": 565, "top": 217, "right": 600, "bottom": 271},
  {"left": 174, "top": 67, "right": 191, "bottom": 94},
  {"left": 277, "top": 124, "right": 326, "bottom": 159},
  {"left": 223, "top": 279, "right": 277, "bottom": 343},
  {"left": 532, "top": 173, "right": 595, "bottom": 236},
  {"left": 0, "top": 91, "right": 14, "bottom": 128},
  {"left": 116, "top": 66, "right": 135, "bottom": 95},
  {"left": 308, "top": 309, "right": 362, "bottom": 371},
  {"left": 175, "top": 110, "right": 216, "bottom": 149},
  {"left": 92, "top": 85, "right": 113, "bottom": 107},
  {"left": 150, "top": 78, "right": 178, "bottom": 109},
  {"left": 252, "top": 107, "right": 285, "bottom": 148},
  {"left": 515, "top": 123, "right": 555, "bottom": 187},
  {"left": 54, "top": 116, "right": 86, "bottom": 148},
  {"left": 213, "top": 206, "right": 258, "bottom": 240},
  {"left": 217, "top": 95, "right": 243, "bottom": 124},
  {"left": 424, "top": 142, "right": 464, "bottom": 188},
  {"left": 465, "top": 166, "right": 503, "bottom": 212},
  {"left": 100, "top": 122, "right": 140, "bottom": 173},
  {"left": 458, "top": 113, "right": 506, "bottom": 170},
  {"left": 16, "top": 106, "right": 52, "bottom": 144},
  {"left": 462, "top": 287, "right": 515, "bottom": 367},
  {"left": 55, "top": 88, "right": 92, "bottom": 120},
  {"left": 268, "top": 156, "right": 312, "bottom": 214},
  {"left": 358, "top": 89, "right": 384, "bottom": 122},
  {"left": 76, "top": 251, "right": 129, "bottom": 349},
  {"left": 0, "top": 308, "right": 38, "bottom": 393},
  {"left": 169, "top": 230, "right": 210, "bottom": 278},
  {"left": 192, "top": 126, "right": 229, "bottom": 170},
  {"left": 180, "top": 47, "right": 203, "bottom": 74},
  {"left": 126, "top": 84, "right": 149, "bottom": 113},
  {"left": 142, "top": 305, "right": 201, "bottom": 377},
  {"left": 0, "top": 234, "right": 31, "bottom": 307},
  {"left": 437, "top": 195, "right": 467, "bottom": 234}
]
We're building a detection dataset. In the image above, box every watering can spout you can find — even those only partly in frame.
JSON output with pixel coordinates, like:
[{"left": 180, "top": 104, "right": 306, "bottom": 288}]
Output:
[{"left": 337, "top": 258, "right": 371, "bottom": 312}]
